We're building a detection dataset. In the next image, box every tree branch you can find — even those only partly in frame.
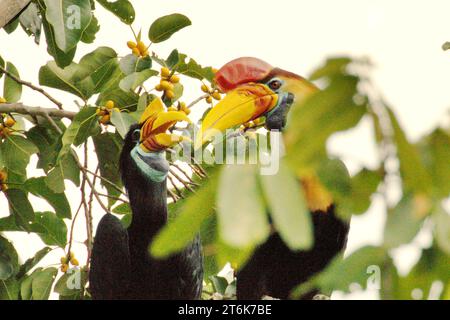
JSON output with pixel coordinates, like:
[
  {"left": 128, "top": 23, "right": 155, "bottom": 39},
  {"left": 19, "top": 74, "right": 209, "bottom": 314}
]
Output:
[
  {"left": 0, "top": 103, "right": 76, "bottom": 119},
  {"left": 0, "top": 0, "right": 30, "bottom": 28},
  {"left": 0, "top": 65, "right": 63, "bottom": 109}
]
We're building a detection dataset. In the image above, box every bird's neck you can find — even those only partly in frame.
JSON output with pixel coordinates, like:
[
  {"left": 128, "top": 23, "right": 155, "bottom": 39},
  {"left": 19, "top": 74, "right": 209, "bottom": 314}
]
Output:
[{"left": 125, "top": 151, "right": 169, "bottom": 246}]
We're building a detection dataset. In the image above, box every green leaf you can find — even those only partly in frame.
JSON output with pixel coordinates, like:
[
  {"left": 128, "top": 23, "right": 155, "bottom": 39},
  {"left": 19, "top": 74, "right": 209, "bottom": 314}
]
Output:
[
  {"left": 0, "top": 235, "right": 19, "bottom": 280},
  {"left": 0, "top": 135, "right": 38, "bottom": 184},
  {"left": 387, "top": 106, "right": 432, "bottom": 194},
  {"left": 31, "top": 267, "right": 58, "bottom": 300},
  {"left": 60, "top": 106, "right": 99, "bottom": 154},
  {"left": 96, "top": 0, "right": 135, "bottom": 24},
  {"left": 93, "top": 132, "right": 124, "bottom": 206},
  {"left": 419, "top": 129, "right": 450, "bottom": 198},
  {"left": 442, "top": 42, "right": 450, "bottom": 51},
  {"left": 433, "top": 206, "right": 450, "bottom": 255},
  {"left": 54, "top": 268, "right": 88, "bottom": 299},
  {"left": 217, "top": 165, "right": 270, "bottom": 248},
  {"left": 149, "top": 13, "right": 191, "bottom": 43},
  {"left": 174, "top": 54, "right": 215, "bottom": 81},
  {"left": 16, "top": 248, "right": 51, "bottom": 280},
  {"left": 292, "top": 246, "right": 387, "bottom": 297},
  {"left": 260, "top": 160, "right": 313, "bottom": 250},
  {"left": 45, "top": 152, "right": 81, "bottom": 193},
  {"left": 119, "top": 55, "right": 152, "bottom": 75},
  {"left": 25, "top": 177, "right": 71, "bottom": 219},
  {"left": 5, "top": 189, "right": 35, "bottom": 229},
  {"left": 112, "top": 202, "right": 131, "bottom": 215},
  {"left": 384, "top": 194, "right": 428, "bottom": 249},
  {"left": 39, "top": 47, "right": 119, "bottom": 100},
  {"left": 32, "top": 212, "right": 67, "bottom": 247},
  {"left": 39, "top": 0, "right": 76, "bottom": 68},
  {"left": 81, "top": 14, "right": 100, "bottom": 44},
  {"left": 0, "top": 278, "right": 20, "bottom": 300},
  {"left": 0, "top": 55, "right": 4, "bottom": 79},
  {"left": 285, "top": 75, "right": 367, "bottom": 169},
  {"left": 209, "top": 276, "right": 228, "bottom": 295},
  {"left": 26, "top": 124, "right": 62, "bottom": 173},
  {"left": 110, "top": 109, "right": 135, "bottom": 138},
  {"left": 151, "top": 169, "right": 220, "bottom": 258},
  {"left": 20, "top": 268, "right": 42, "bottom": 300},
  {"left": 43, "top": 0, "right": 92, "bottom": 52},
  {"left": 121, "top": 214, "right": 132, "bottom": 229},
  {"left": 19, "top": 3, "right": 42, "bottom": 44},
  {"left": 343, "top": 168, "right": 382, "bottom": 215},
  {"left": 317, "top": 158, "right": 352, "bottom": 199},
  {"left": 3, "top": 62, "right": 22, "bottom": 103},
  {"left": 309, "top": 57, "right": 352, "bottom": 81},
  {"left": 119, "top": 69, "right": 158, "bottom": 92}
]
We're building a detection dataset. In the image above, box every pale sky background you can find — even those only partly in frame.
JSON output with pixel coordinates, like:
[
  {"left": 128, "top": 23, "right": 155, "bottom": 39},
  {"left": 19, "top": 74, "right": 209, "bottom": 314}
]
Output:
[{"left": 0, "top": 0, "right": 449, "bottom": 300}]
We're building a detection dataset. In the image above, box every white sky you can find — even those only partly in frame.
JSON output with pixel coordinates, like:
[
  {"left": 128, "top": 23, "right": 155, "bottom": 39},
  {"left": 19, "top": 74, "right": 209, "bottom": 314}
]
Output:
[{"left": 0, "top": 0, "right": 449, "bottom": 300}]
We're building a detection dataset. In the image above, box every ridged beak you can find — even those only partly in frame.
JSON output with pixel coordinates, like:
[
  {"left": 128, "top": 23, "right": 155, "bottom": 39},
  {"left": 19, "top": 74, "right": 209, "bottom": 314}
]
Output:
[
  {"left": 195, "top": 83, "right": 278, "bottom": 149},
  {"left": 139, "top": 98, "right": 191, "bottom": 152}
]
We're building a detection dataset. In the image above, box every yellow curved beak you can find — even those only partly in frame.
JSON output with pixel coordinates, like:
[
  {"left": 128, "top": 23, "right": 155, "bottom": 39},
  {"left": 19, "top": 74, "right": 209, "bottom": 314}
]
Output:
[
  {"left": 139, "top": 98, "right": 191, "bottom": 152},
  {"left": 195, "top": 83, "right": 278, "bottom": 149}
]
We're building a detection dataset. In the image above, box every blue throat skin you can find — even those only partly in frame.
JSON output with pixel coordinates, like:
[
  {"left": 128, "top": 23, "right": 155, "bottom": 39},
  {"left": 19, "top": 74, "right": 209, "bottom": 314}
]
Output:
[{"left": 130, "top": 145, "right": 168, "bottom": 183}]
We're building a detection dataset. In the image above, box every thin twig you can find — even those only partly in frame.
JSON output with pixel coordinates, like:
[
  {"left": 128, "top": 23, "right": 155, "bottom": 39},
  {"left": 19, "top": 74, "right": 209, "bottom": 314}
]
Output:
[
  {"left": 169, "top": 162, "right": 199, "bottom": 185},
  {"left": 187, "top": 94, "right": 210, "bottom": 109},
  {"left": 167, "top": 174, "right": 184, "bottom": 198},
  {"left": 67, "top": 202, "right": 83, "bottom": 262},
  {"left": 169, "top": 169, "right": 195, "bottom": 192},
  {"left": 167, "top": 188, "right": 180, "bottom": 202},
  {"left": 97, "top": 193, "right": 130, "bottom": 204},
  {"left": 82, "top": 143, "right": 93, "bottom": 267},
  {"left": 0, "top": 66, "right": 63, "bottom": 109},
  {"left": 84, "top": 168, "right": 127, "bottom": 197}
]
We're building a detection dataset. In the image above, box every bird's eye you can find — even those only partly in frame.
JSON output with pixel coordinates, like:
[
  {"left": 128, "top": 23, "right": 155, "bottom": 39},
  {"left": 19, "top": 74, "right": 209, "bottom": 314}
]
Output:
[
  {"left": 268, "top": 79, "right": 282, "bottom": 91},
  {"left": 132, "top": 129, "right": 141, "bottom": 143}
]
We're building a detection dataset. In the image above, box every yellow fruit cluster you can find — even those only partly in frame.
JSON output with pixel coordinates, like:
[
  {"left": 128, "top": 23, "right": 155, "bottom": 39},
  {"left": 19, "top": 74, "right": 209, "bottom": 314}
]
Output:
[
  {"left": 241, "top": 118, "right": 264, "bottom": 131},
  {"left": 127, "top": 40, "right": 149, "bottom": 58},
  {"left": 155, "top": 67, "right": 180, "bottom": 100},
  {"left": 201, "top": 84, "right": 222, "bottom": 104},
  {"left": 96, "top": 100, "right": 120, "bottom": 125},
  {"left": 0, "top": 170, "right": 8, "bottom": 192},
  {"left": 167, "top": 101, "right": 191, "bottom": 115},
  {"left": 60, "top": 251, "right": 79, "bottom": 273},
  {"left": 0, "top": 112, "right": 16, "bottom": 140}
]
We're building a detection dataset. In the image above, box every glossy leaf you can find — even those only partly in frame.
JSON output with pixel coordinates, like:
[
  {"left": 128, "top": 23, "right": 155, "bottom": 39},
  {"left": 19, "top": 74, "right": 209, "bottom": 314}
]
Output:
[
  {"left": 16, "top": 248, "right": 51, "bottom": 280},
  {"left": 0, "top": 236, "right": 19, "bottom": 280},
  {"left": 43, "top": 0, "right": 92, "bottom": 52},
  {"left": 110, "top": 109, "right": 135, "bottom": 138},
  {"left": 112, "top": 203, "right": 131, "bottom": 215},
  {"left": 0, "top": 135, "right": 38, "bottom": 184},
  {"left": 119, "top": 69, "right": 158, "bottom": 92},
  {"left": 3, "top": 62, "right": 22, "bottom": 103},
  {"left": 30, "top": 267, "right": 58, "bottom": 300},
  {"left": 217, "top": 165, "right": 270, "bottom": 248},
  {"left": 19, "top": 3, "right": 42, "bottom": 44},
  {"left": 260, "top": 160, "right": 313, "bottom": 250},
  {"left": 5, "top": 189, "right": 35, "bottom": 229},
  {"left": 149, "top": 13, "right": 191, "bottom": 43},
  {"left": 0, "top": 278, "right": 20, "bottom": 300},
  {"left": 45, "top": 153, "right": 81, "bottom": 193},
  {"left": 96, "top": 0, "right": 135, "bottom": 24},
  {"left": 25, "top": 177, "right": 71, "bottom": 219},
  {"left": 32, "top": 212, "right": 67, "bottom": 248}
]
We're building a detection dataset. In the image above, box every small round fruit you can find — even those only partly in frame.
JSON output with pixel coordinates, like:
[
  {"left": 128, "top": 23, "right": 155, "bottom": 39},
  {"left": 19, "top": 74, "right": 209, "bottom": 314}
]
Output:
[
  {"left": 155, "top": 84, "right": 163, "bottom": 91},
  {"left": 0, "top": 97, "right": 6, "bottom": 104},
  {"left": 212, "top": 68, "right": 219, "bottom": 73},
  {"left": 105, "top": 100, "right": 115, "bottom": 110},
  {"left": 253, "top": 118, "right": 264, "bottom": 125},
  {"left": 161, "top": 67, "right": 171, "bottom": 78},
  {"left": 113, "top": 107, "right": 121, "bottom": 113},
  {"left": 182, "top": 107, "right": 191, "bottom": 115},
  {"left": 169, "top": 75, "right": 180, "bottom": 84},
  {"left": 70, "top": 258, "right": 79, "bottom": 266},
  {"left": 165, "top": 90, "right": 175, "bottom": 100},
  {"left": 127, "top": 41, "right": 137, "bottom": 49},
  {"left": 60, "top": 256, "right": 68, "bottom": 264},
  {"left": 137, "top": 41, "right": 147, "bottom": 53},
  {"left": 160, "top": 80, "right": 173, "bottom": 91},
  {"left": 167, "top": 106, "right": 178, "bottom": 112},
  {"left": 141, "top": 50, "right": 149, "bottom": 57},
  {"left": 61, "top": 264, "right": 69, "bottom": 273},
  {"left": 201, "top": 84, "right": 209, "bottom": 93},
  {"left": 69, "top": 251, "right": 75, "bottom": 259},
  {"left": 212, "top": 92, "right": 222, "bottom": 101},
  {"left": 132, "top": 48, "right": 140, "bottom": 56},
  {"left": 206, "top": 96, "right": 213, "bottom": 104}
]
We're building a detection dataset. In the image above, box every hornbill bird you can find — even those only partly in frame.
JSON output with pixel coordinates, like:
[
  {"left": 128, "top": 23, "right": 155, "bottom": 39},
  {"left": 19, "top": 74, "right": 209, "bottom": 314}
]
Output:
[
  {"left": 89, "top": 98, "right": 203, "bottom": 299},
  {"left": 196, "top": 57, "right": 350, "bottom": 300}
]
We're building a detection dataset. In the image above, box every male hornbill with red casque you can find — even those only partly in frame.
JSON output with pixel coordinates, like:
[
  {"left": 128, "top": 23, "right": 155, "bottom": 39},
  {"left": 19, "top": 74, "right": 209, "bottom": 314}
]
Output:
[
  {"left": 89, "top": 98, "right": 203, "bottom": 299},
  {"left": 197, "top": 57, "right": 350, "bottom": 299}
]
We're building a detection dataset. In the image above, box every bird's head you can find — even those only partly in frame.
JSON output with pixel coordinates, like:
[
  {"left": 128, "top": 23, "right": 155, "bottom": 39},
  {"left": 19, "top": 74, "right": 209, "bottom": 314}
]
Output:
[
  {"left": 196, "top": 57, "right": 317, "bottom": 148},
  {"left": 126, "top": 98, "right": 191, "bottom": 182}
]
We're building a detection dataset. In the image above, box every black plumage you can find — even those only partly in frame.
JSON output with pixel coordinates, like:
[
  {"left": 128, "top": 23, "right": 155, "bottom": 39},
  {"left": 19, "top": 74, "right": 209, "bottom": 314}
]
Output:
[
  {"left": 236, "top": 206, "right": 349, "bottom": 300},
  {"left": 89, "top": 124, "right": 203, "bottom": 300}
]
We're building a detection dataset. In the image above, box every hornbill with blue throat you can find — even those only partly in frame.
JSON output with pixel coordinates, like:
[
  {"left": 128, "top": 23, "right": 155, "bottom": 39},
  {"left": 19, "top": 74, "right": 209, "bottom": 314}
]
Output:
[
  {"left": 89, "top": 98, "right": 203, "bottom": 300},
  {"left": 197, "top": 57, "right": 350, "bottom": 300}
]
